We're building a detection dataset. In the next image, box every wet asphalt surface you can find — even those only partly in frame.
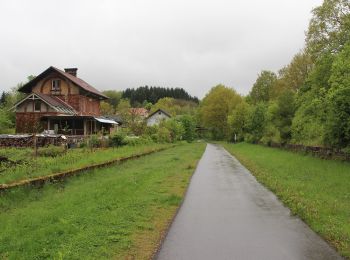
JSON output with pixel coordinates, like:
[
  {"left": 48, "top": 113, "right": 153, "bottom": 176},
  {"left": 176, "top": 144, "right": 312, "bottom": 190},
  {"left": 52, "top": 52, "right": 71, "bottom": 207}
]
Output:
[{"left": 156, "top": 144, "right": 342, "bottom": 260}]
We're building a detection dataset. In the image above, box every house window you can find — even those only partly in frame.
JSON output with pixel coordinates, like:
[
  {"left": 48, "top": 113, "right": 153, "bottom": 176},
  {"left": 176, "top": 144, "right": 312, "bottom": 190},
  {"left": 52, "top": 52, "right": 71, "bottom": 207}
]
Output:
[
  {"left": 34, "top": 101, "right": 41, "bottom": 112},
  {"left": 51, "top": 79, "right": 61, "bottom": 93}
]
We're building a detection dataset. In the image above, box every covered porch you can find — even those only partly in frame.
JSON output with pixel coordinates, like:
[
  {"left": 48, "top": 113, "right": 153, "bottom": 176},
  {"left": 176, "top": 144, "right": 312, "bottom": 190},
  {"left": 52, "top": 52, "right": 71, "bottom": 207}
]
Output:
[{"left": 41, "top": 115, "right": 118, "bottom": 135}]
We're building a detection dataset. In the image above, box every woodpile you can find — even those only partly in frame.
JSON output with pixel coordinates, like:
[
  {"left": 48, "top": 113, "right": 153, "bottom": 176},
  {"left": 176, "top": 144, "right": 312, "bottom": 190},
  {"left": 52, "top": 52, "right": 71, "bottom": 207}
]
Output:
[{"left": 0, "top": 134, "right": 67, "bottom": 147}]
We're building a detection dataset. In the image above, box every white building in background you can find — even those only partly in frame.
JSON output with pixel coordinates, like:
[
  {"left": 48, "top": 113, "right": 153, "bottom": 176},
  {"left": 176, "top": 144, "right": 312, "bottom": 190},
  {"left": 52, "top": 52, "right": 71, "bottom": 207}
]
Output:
[{"left": 146, "top": 109, "right": 171, "bottom": 126}]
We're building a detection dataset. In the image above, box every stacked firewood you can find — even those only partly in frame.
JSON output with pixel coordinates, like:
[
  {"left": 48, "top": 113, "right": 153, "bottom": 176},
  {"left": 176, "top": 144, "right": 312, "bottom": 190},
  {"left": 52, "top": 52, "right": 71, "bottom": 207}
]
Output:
[{"left": 0, "top": 135, "right": 67, "bottom": 147}]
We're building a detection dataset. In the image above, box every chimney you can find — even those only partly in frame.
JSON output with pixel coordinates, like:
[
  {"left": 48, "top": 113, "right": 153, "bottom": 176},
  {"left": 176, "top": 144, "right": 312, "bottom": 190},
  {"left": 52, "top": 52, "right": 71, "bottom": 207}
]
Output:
[{"left": 64, "top": 68, "right": 78, "bottom": 77}]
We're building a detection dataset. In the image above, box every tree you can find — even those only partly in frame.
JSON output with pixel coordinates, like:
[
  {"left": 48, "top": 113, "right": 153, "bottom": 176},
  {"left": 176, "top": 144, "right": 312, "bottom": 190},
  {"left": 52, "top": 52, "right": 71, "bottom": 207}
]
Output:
[
  {"left": 199, "top": 84, "right": 242, "bottom": 140},
  {"left": 0, "top": 108, "right": 14, "bottom": 134},
  {"left": 271, "top": 51, "right": 314, "bottom": 99},
  {"left": 275, "top": 90, "right": 296, "bottom": 142},
  {"left": 151, "top": 97, "right": 198, "bottom": 116},
  {"left": 122, "top": 86, "right": 198, "bottom": 106},
  {"left": 100, "top": 101, "right": 115, "bottom": 115},
  {"left": 291, "top": 90, "right": 327, "bottom": 146},
  {"left": 324, "top": 44, "right": 350, "bottom": 148},
  {"left": 163, "top": 118, "right": 185, "bottom": 142},
  {"left": 306, "top": 0, "right": 350, "bottom": 58},
  {"left": 116, "top": 99, "right": 131, "bottom": 123},
  {"left": 0, "top": 91, "right": 7, "bottom": 106},
  {"left": 102, "top": 90, "right": 122, "bottom": 111},
  {"left": 227, "top": 101, "right": 250, "bottom": 141},
  {"left": 245, "top": 103, "right": 267, "bottom": 143},
  {"left": 178, "top": 115, "right": 197, "bottom": 142},
  {"left": 249, "top": 71, "right": 277, "bottom": 104}
]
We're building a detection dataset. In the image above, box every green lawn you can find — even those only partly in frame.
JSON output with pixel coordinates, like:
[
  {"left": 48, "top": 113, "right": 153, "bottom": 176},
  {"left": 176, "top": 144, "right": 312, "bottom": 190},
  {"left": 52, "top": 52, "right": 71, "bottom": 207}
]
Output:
[
  {"left": 0, "top": 143, "right": 171, "bottom": 185},
  {"left": 0, "top": 142, "right": 206, "bottom": 259},
  {"left": 222, "top": 142, "right": 350, "bottom": 258}
]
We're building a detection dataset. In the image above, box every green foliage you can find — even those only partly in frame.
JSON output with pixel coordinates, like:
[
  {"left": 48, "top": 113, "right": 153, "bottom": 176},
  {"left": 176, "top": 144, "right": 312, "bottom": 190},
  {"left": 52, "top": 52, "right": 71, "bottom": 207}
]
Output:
[
  {"left": 100, "top": 101, "right": 115, "bottom": 115},
  {"left": 102, "top": 90, "right": 122, "bottom": 112},
  {"left": 0, "top": 108, "right": 14, "bottom": 134},
  {"left": 249, "top": 70, "right": 277, "bottom": 104},
  {"left": 163, "top": 118, "right": 185, "bottom": 142},
  {"left": 274, "top": 90, "right": 296, "bottom": 142},
  {"left": 110, "top": 132, "right": 127, "bottom": 147},
  {"left": 271, "top": 51, "right": 314, "bottom": 99},
  {"left": 88, "top": 135, "right": 101, "bottom": 148},
  {"left": 200, "top": 84, "right": 242, "bottom": 140},
  {"left": 306, "top": 0, "right": 350, "bottom": 58},
  {"left": 245, "top": 103, "right": 267, "bottom": 143},
  {"left": 223, "top": 0, "right": 350, "bottom": 148},
  {"left": 227, "top": 101, "right": 250, "bottom": 141},
  {"left": 151, "top": 97, "right": 198, "bottom": 116},
  {"left": 37, "top": 145, "right": 66, "bottom": 157},
  {"left": 154, "top": 127, "right": 172, "bottom": 143},
  {"left": 124, "top": 136, "right": 152, "bottom": 146},
  {"left": 178, "top": 115, "right": 197, "bottom": 142},
  {"left": 324, "top": 44, "right": 350, "bottom": 148},
  {"left": 122, "top": 86, "right": 198, "bottom": 106}
]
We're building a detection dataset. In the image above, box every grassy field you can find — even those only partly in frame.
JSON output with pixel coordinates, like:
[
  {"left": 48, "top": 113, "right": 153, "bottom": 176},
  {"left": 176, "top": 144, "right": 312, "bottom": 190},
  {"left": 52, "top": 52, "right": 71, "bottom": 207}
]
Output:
[
  {"left": 0, "top": 142, "right": 206, "bottom": 259},
  {"left": 0, "top": 143, "right": 172, "bottom": 185},
  {"left": 221, "top": 142, "right": 350, "bottom": 258}
]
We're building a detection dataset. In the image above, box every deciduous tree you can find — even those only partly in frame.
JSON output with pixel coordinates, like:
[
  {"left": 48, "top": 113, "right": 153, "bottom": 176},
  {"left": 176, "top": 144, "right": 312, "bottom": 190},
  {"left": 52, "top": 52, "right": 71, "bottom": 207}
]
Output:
[{"left": 200, "top": 84, "right": 242, "bottom": 140}]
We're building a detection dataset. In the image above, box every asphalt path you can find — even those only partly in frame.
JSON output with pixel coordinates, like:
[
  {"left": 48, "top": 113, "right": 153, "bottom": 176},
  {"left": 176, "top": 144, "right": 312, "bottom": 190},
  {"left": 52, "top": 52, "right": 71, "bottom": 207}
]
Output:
[{"left": 156, "top": 143, "right": 342, "bottom": 260}]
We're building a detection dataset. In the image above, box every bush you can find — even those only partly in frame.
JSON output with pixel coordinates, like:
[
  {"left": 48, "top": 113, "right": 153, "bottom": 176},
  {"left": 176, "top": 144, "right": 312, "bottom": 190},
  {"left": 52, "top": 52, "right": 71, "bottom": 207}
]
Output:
[
  {"left": 37, "top": 145, "right": 66, "bottom": 157},
  {"left": 178, "top": 115, "right": 197, "bottom": 142},
  {"left": 89, "top": 135, "right": 101, "bottom": 148},
  {"left": 156, "top": 127, "right": 172, "bottom": 143},
  {"left": 110, "top": 132, "right": 127, "bottom": 147},
  {"left": 124, "top": 136, "right": 151, "bottom": 146}
]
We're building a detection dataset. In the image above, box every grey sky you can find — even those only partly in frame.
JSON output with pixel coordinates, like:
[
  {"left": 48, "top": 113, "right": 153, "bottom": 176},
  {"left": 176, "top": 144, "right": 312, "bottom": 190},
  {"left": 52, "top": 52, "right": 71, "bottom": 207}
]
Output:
[{"left": 0, "top": 0, "right": 322, "bottom": 98}]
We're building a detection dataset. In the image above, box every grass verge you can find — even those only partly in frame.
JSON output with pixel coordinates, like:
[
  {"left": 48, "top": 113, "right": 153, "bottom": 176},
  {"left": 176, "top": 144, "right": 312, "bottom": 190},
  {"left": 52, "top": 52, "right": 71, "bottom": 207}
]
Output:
[
  {"left": 0, "top": 142, "right": 206, "bottom": 259},
  {"left": 221, "top": 142, "right": 350, "bottom": 258},
  {"left": 0, "top": 143, "right": 171, "bottom": 185}
]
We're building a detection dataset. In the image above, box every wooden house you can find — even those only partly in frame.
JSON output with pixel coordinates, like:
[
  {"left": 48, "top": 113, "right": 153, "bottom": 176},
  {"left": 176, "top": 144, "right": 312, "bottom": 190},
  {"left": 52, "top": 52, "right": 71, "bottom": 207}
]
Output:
[{"left": 13, "top": 66, "right": 118, "bottom": 135}]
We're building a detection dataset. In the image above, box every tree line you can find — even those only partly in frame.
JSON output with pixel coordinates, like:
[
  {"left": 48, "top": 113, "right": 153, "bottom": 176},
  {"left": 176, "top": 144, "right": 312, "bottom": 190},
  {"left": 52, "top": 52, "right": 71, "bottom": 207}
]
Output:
[
  {"left": 122, "top": 86, "right": 199, "bottom": 106},
  {"left": 199, "top": 0, "right": 350, "bottom": 149}
]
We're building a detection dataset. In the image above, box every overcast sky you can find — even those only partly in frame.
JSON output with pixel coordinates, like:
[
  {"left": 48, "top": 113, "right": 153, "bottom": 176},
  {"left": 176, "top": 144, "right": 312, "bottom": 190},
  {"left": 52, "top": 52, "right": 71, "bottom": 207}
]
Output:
[{"left": 0, "top": 0, "right": 322, "bottom": 98}]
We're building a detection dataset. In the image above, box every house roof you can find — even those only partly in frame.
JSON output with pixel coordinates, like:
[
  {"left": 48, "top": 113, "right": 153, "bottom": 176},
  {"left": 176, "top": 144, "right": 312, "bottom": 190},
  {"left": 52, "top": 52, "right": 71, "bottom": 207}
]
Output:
[
  {"left": 104, "top": 115, "right": 123, "bottom": 124},
  {"left": 129, "top": 108, "right": 149, "bottom": 117},
  {"left": 18, "top": 66, "right": 108, "bottom": 99},
  {"left": 13, "top": 92, "right": 77, "bottom": 115},
  {"left": 147, "top": 108, "right": 172, "bottom": 119}
]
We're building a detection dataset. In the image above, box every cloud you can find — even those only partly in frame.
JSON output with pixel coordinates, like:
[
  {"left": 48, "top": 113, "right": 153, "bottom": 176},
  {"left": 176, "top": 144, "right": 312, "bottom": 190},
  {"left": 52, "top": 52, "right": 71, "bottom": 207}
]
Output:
[{"left": 0, "top": 0, "right": 322, "bottom": 98}]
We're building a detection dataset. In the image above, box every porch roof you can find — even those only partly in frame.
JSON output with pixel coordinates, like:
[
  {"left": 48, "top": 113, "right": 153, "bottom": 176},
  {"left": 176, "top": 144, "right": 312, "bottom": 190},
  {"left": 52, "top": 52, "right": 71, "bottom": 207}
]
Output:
[{"left": 41, "top": 115, "right": 118, "bottom": 125}]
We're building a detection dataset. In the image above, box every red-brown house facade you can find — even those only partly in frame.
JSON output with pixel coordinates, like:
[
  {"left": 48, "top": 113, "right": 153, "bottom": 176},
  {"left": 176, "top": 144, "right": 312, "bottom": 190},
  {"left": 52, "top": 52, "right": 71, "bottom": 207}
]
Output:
[{"left": 14, "top": 66, "right": 117, "bottom": 135}]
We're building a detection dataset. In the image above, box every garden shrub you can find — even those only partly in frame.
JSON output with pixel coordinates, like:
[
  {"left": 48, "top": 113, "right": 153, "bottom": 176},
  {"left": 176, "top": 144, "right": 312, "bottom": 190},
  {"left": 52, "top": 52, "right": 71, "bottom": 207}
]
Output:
[
  {"left": 37, "top": 145, "right": 66, "bottom": 157},
  {"left": 110, "top": 132, "right": 127, "bottom": 147}
]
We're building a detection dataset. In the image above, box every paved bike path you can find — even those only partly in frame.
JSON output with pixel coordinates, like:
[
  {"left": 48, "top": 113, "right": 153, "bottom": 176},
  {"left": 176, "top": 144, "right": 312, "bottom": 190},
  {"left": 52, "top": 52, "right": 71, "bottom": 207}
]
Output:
[{"left": 156, "top": 144, "right": 342, "bottom": 260}]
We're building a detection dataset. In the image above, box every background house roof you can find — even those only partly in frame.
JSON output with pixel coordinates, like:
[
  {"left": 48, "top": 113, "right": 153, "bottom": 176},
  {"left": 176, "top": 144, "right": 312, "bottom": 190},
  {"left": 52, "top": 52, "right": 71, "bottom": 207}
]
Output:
[
  {"left": 18, "top": 66, "right": 108, "bottom": 99},
  {"left": 147, "top": 108, "right": 171, "bottom": 118}
]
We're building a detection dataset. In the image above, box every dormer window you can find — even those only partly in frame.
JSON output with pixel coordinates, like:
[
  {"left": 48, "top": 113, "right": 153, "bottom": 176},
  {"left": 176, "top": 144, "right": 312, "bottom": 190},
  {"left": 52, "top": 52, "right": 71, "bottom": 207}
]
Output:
[{"left": 51, "top": 79, "right": 61, "bottom": 94}]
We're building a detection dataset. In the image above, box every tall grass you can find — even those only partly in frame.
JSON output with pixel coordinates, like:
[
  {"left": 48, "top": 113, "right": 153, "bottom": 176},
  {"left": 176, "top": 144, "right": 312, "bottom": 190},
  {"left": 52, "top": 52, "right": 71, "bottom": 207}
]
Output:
[
  {"left": 222, "top": 142, "right": 350, "bottom": 258},
  {"left": 0, "top": 142, "right": 206, "bottom": 259},
  {"left": 0, "top": 143, "right": 171, "bottom": 185}
]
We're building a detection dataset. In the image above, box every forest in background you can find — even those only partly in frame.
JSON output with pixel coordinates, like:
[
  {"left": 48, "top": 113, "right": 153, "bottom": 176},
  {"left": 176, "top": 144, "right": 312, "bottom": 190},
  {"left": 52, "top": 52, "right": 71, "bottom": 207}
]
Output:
[{"left": 200, "top": 0, "right": 350, "bottom": 149}]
